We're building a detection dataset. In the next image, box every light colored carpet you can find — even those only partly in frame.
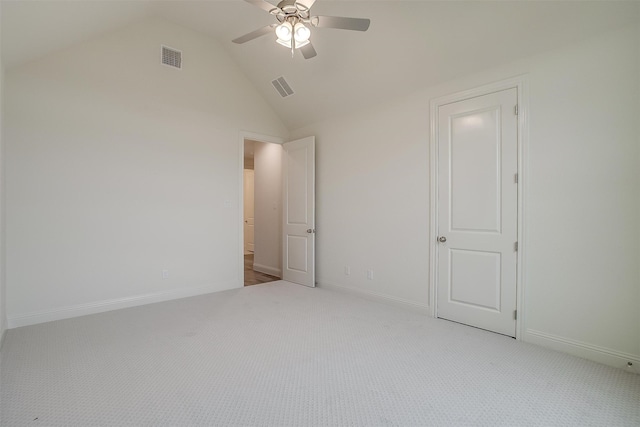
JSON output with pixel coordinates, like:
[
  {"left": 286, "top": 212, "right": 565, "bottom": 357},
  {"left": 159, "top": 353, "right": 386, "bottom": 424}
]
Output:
[{"left": 1, "top": 281, "right": 638, "bottom": 426}]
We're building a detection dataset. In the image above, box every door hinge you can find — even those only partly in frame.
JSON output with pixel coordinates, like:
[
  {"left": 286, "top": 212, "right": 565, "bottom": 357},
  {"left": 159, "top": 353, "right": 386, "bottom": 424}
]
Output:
[
  {"left": 514, "top": 173, "right": 518, "bottom": 184},
  {"left": 514, "top": 310, "right": 517, "bottom": 320},
  {"left": 514, "top": 105, "right": 519, "bottom": 115},
  {"left": 514, "top": 241, "right": 518, "bottom": 251}
]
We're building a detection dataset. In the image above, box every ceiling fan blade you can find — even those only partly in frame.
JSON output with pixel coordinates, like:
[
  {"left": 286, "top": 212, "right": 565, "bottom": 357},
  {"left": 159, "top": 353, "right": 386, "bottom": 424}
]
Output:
[
  {"left": 244, "top": 0, "right": 280, "bottom": 14},
  {"left": 300, "top": 42, "right": 317, "bottom": 59},
  {"left": 312, "top": 16, "right": 370, "bottom": 31},
  {"left": 296, "top": 0, "right": 316, "bottom": 10},
  {"left": 232, "top": 24, "right": 277, "bottom": 44}
]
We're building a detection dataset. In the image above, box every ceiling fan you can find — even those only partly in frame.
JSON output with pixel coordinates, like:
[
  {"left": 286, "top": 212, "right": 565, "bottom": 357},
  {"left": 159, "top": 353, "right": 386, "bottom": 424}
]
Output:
[{"left": 232, "top": 0, "right": 370, "bottom": 59}]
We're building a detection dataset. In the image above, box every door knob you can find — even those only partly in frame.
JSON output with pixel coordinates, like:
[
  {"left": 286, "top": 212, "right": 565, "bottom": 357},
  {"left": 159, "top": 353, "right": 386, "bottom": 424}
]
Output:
[
  {"left": 307, "top": 229, "right": 315, "bottom": 234},
  {"left": 438, "top": 236, "right": 447, "bottom": 243}
]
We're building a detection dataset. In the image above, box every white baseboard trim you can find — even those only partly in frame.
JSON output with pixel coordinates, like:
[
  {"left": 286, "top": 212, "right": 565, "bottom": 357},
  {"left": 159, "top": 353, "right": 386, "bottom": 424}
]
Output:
[
  {"left": 7, "top": 281, "right": 241, "bottom": 329},
  {"left": 318, "top": 280, "right": 430, "bottom": 314},
  {"left": 525, "top": 328, "right": 640, "bottom": 371},
  {"left": 252, "top": 263, "right": 282, "bottom": 278}
]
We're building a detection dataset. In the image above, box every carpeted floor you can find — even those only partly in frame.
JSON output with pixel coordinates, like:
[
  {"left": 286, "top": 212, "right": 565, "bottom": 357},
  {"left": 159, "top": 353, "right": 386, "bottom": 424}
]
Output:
[{"left": 1, "top": 281, "right": 638, "bottom": 426}]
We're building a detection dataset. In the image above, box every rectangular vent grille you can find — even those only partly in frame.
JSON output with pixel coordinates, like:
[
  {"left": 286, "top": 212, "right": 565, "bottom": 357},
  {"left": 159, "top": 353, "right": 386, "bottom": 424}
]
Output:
[
  {"left": 272, "top": 76, "right": 294, "bottom": 98},
  {"left": 161, "top": 46, "right": 182, "bottom": 69}
]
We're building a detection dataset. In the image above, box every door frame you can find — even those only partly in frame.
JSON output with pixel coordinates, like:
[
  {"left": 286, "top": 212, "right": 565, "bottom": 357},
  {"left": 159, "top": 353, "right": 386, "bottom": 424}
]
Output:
[
  {"left": 238, "top": 131, "right": 285, "bottom": 286},
  {"left": 429, "top": 75, "right": 529, "bottom": 339}
]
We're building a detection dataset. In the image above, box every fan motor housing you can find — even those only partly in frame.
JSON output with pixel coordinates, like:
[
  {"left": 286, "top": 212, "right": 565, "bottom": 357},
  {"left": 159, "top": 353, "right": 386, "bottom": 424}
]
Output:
[
  {"left": 274, "top": 0, "right": 310, "bottom": 20},
  {"left": 278, "top": 0, "right": 297, "bottom": 13}
]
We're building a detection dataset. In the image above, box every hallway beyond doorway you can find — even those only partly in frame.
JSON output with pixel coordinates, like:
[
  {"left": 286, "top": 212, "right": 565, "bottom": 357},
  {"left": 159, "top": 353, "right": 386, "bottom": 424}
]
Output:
[{"left": 244, "top": 254, "right": 279, "bottom": 286}]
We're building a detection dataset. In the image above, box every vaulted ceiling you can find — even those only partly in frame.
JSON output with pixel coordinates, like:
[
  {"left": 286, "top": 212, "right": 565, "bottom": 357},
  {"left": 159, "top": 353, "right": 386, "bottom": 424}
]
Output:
[{"left": 2, "top": 1, "right": 638, "bottom": 130}]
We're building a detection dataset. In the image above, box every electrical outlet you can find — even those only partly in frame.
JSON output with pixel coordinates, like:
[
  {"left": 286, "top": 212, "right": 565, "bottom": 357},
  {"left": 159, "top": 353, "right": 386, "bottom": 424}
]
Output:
[
  {"left": 344, "top": 266, "right": 351, "bottom": 276},
  {"left": 162, "top": 269, "right": 169, "bottom": 279},
  {"left": 366, "top": 269, "right": 374, "bottom": 280}
]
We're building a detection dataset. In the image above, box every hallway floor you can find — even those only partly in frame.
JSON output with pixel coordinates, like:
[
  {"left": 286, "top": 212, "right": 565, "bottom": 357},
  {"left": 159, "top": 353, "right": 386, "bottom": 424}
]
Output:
[{"left": 244, "top": 254, "right": 280, "bottom": 286}]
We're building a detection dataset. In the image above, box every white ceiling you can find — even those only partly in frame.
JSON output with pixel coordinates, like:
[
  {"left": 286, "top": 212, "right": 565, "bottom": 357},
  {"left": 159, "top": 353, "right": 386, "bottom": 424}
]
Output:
[{"left": 2, "top": 1, "right": 639, "bottom": 130}]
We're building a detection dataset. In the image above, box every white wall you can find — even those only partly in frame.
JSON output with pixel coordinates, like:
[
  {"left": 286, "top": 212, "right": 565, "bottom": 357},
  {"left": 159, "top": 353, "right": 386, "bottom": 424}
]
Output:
[
  {"left": 0, "top": 2, "right": 7, "bottom": 344},
  {"left": 291, "top": 22, "right": 640, "bottom": 369},
  {"left": 252, "top": 141, "right": 283, "bottom": 277},
  {"left": 4, "top": 17, "right": 288, "bottom": 327}
]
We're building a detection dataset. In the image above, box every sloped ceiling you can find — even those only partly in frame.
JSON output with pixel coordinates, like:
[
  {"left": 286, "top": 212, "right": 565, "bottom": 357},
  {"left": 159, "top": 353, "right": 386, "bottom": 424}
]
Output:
[{"left": 2, "top": 1, "right": 639, "bottom": 130}]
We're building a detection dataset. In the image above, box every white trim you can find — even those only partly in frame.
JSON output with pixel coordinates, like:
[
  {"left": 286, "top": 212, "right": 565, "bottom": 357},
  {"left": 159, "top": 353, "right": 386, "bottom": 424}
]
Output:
[
  {"left": 238, "top": 131, "right": 285, "bottom": 289},
  {"left": 7, "top": 281, "right": 239, "bottom": 329},
  {"left": 428, "top": 98, "right": 438, "bottom": 316},
  {"left": 318, "top": 280, "right": 430, "bottom": 314},
  {"left": 515, "top": 78, "right": 530, "bottom": 340},
  {"left": 429, "top": 75, "right": 529, "bottom": 339},
  {"left": 252, "top": 263, "right": 282, "bottom": 278},
  {"left": 525, "top": 329, "right": 640, "bottom": 371}
]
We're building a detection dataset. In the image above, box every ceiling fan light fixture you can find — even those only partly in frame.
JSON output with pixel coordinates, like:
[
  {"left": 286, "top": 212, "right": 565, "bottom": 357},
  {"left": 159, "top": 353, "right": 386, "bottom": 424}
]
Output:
[
  {"left": 275, "top": 21, "right": 293, "bottom": 41},
  {"left": 276, "top": 38, "right": 310, "bottom": 49},
  {"left": 234, "top": 0, "right": 371, "bottom": 60},
  {"left": 294, "top": 22, "right": 311, "bottom": 42}
]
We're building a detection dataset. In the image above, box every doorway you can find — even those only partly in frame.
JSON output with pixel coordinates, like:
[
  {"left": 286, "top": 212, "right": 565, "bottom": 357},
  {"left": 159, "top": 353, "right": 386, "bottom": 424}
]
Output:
[
  {"left": 430, "top": 77, "right": 528, "bottom": 338},
  {"left": 243, "top": 138, "right": 283, "bottom": 286},
  {"left": 239, "top": 133, "right": 316, "bottom": 288}
]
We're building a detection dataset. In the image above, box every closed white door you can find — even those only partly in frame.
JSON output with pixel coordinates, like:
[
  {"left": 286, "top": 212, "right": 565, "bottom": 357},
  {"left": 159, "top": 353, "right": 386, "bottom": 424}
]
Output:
[
  {"left": 282, "top": 136, "right": 315, "bottom": 287},
  {"left": 436, "top": 88, "right": 518, "bottom": 337},
  {"left": 243, "top": 169, "right": 255, "bottom": 254}
]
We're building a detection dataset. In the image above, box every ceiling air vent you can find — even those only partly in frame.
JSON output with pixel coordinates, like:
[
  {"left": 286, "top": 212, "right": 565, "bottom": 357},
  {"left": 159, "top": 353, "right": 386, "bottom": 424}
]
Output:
[
  {"left": 272, "top": 76, "right": 294, "bottom": 98},
  {"left": 161, "top": 45, "right": 182, "bottom": 69}
]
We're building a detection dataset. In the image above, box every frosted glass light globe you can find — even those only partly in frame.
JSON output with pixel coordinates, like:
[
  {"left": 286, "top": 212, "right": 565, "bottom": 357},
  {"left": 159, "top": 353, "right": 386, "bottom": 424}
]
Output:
[
  {"left": 294, "top": 23, "right": 311, "bottom": 42},
  {"left": 276, "top": 22, "right": 292, "bottom": 41}
]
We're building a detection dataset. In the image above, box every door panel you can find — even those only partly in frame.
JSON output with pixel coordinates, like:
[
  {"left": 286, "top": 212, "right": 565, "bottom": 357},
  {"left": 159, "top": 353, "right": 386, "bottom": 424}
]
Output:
[
  {"left": 286, "top": 235, "right": 308, "bottom": 273},
  {"left": 437, "top": 88, "right": 518, "bottom": 337},
  {"left": 450, "top": 249, "right": 501, "bottom": 311},
  {"left": 282, "top": 136, "right": 315, "bottom": 287},
  {"left": 286, "top": 147, "right": 309, "bottom": 224},
  {"left": 450, "top": 108, "right": 501, "bottom": 233},
  {"left": 243, "top": 169, "right": 255, "bottom": 253}
]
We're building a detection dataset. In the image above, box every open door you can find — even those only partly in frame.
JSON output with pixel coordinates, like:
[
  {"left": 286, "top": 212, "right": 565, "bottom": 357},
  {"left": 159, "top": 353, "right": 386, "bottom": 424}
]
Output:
[{"left": 282, "top": 136, "right": 315, "bottom": 287}]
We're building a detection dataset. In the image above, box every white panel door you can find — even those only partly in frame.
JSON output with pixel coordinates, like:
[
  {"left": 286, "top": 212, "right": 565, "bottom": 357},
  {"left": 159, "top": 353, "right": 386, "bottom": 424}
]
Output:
[
  {"left": 243, "top": 169, "right": 255, "bottom": 253},
  {"left": 282, "top": 136, "right": 315, "bottom": 287},
  {"left": 437, "top": 88, "right": 518, "bottom": 337}
]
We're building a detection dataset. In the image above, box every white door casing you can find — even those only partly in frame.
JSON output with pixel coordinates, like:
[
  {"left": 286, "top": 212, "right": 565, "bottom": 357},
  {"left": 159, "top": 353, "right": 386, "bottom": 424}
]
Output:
[
  {"left": 243, "top": 169, "right": 255, "bottom": 254},
  {"left": 282, "top": 136, "right": 315, "bottom": 287},
  {"left": 436, "top": 88, "right": 518, "bottom": 337}
]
